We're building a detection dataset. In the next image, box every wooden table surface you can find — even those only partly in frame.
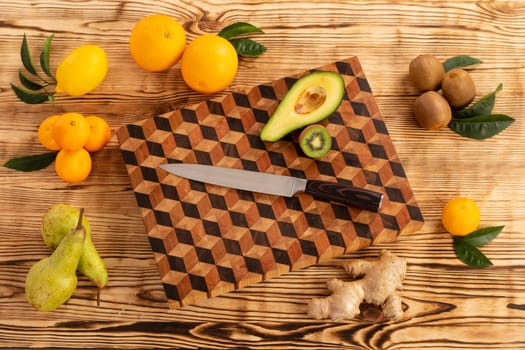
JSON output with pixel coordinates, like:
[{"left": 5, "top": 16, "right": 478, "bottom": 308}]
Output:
[{"left": 1, "top": 1, "right": 524, "bottom": 348}]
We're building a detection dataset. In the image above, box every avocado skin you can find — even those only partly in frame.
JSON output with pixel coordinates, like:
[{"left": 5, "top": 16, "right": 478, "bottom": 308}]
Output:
[{"left": 260, "top": 71, "right": 345, "bottom": 142}]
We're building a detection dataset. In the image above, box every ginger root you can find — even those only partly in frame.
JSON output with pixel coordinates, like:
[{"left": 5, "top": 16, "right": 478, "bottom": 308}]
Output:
[{"left": 307, "top": 250, "right": 407, "bottom": 321}]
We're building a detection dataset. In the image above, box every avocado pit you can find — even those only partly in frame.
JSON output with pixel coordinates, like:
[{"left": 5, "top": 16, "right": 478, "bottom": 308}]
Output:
[{"left": 295, "top": 86, "right": 327, "bottom": 114}]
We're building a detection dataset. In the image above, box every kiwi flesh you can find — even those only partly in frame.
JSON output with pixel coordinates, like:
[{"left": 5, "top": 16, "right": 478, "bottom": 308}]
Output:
[{"left": 299, "top": 124, "right": 332, "bottom": 158}]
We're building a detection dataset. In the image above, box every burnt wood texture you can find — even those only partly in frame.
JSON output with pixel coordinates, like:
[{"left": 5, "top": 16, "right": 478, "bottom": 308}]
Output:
[{"left": 2, "top": 1, "right": 525, "bottom": 349}]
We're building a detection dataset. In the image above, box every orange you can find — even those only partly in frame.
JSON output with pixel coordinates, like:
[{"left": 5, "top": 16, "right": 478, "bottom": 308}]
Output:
[
  {"left": 55, "top": 148, "right": 92, "bottom": 183},
  {"left": 442, "top": 197, "right": 480, "bottom": 236},
  {"left": 84, "top": 116, "right": 111, "bottom": 152},
  {"left": 37, "top": 115, "right": 61, "bottom": 151},
  {"left": 129, "top": 14, "right": 186, "bottom": 72},
  {"left": 180, "top": 34, "right": 238, "bottom": 94},
  {"left": 51, "top": 113, "right": 91, "bottom": 151}
]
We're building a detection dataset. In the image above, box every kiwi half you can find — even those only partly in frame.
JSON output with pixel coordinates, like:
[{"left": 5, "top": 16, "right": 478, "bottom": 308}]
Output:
[{"left": 299, "top": 124, "right": 332, "bottom": 158}]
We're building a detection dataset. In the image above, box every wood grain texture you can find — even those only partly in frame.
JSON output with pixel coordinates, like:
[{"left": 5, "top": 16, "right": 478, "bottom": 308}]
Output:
[{"left": 1, "top": 0, "right": 524, "bottom": 348}]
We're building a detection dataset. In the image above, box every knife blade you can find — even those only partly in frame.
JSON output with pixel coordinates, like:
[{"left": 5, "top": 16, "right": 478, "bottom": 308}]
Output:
[{"left": 159, "top": 163, "right": 383, "bottom": 212}]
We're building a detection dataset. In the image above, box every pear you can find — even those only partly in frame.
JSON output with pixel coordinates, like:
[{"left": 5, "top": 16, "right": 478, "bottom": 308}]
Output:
[
  {"left": 26, "top": 208, "right": 86, "bottom": 311},
  {"left": 42, "top": 204, "right": 108, "bottom": 288}
]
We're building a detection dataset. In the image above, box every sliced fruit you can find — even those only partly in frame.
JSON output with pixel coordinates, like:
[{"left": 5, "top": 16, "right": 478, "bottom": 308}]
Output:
[
  {"left": 259, "top": 71, "right": 345, "bottom": 142},
  {"left": 299, "top": 124, "right": 332, "bottom": 158}
]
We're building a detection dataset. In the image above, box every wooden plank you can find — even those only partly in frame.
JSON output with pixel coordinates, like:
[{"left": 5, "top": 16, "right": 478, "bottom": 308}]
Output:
[{"left": 0, "top": 0, "right": 524, "bottom": 348}]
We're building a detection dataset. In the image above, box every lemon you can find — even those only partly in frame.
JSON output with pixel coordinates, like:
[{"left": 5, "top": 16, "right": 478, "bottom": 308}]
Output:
[{"left": 55, "top": 45, "right": 108, "bottom": 96}]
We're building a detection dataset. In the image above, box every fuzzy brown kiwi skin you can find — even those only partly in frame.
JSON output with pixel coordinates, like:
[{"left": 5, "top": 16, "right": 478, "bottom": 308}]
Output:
[
  {"left": 409, "top": 54, "right": 445, "bottom": 92},
  {"left": 441, "top": 68, "right": 476, "bottom": 108},
  {"left": 299, "top": 124, "right": 332, "bottom": 158},
  {"left": 413, "top": 91, "right": 452, "bottom": 130}
]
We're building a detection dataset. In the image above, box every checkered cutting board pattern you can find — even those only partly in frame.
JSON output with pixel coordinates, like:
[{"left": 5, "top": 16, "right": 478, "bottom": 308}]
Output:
[{"left": 117, "top": 57, "right": 424, "bottom": 309}]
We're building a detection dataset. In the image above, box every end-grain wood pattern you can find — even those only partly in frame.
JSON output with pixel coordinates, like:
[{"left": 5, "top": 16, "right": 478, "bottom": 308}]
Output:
[
  {"left": 117, "top": 57, "right": 424, "bottom": 308},
  {"left": 1, "top": 1, "right": 525, "bottom": 349}
]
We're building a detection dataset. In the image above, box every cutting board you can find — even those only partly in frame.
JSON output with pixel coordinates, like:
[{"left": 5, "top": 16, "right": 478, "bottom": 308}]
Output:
[{"left": 116, "top": 56, "right": 424, "bottom": 309}]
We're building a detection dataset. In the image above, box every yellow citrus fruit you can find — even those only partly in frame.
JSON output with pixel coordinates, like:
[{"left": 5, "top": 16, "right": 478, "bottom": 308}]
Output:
[
  {"left": 37, "top": 115, "right": 61, "bottom": 151},
  {"left": 442, "top": 197, "right": 480, "bottom": 236},
  {"left": 55, "top": 45, "right": 108, "bottom": 96},
  {"left": 129, "top": 14, "right": 186, "bottom": 72},
  {"left": 51, "top": 113, "right": 91, "bottom": 151},
  {"left": 55, "top": 148, "right": 92, "bottom": 183},
  {"left": 84, "top": 116, "right": 111, "bottom": 152},
  {"left": 180, "top": 34, "right": 238, "bottom": 94}
]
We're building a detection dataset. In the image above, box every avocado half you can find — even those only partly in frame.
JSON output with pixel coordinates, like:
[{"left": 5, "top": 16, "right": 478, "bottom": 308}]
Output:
[{"left": 259, "top": 71, "right": 345, "bottom": 142}]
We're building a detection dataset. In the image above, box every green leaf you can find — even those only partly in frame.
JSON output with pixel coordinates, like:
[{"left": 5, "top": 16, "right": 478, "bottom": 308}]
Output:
[
  {"left": 40, "top": 34, "right": 54, "bottom": 77},
  {"left": 218, "top": 22, "right": 264, "bottom": 40},
  {"left": 449, "top": 114, "right": 515, "bottom": 140},
  {"left": 443, "top": 55, "right": 482, "bottom": 72},
  {"left": 453, "top": 237, "right": 493, "bottom": 268},
  {"left": 18, "top": 70, "right": 44, "bottom": 91},
  {"left": 48, "top": 93, "right": 55, "bottom": 105},
  {"left": 3, "top": 151, "right": 58, "bottom": 172},
  {"left": 454, "top": 84, "right": 503, "bottom": 119},
  {"left": 463, "top": 226, "right": 504, "bottom": 247},
  {"left": 21, "top": 33, "right": 37, "bottom": 75},
  {"left": 230, "top": 38, "right": 267, "bottom": 57},
  {"left": 11, "top": 83, "right": 49, "bottom": 104}
]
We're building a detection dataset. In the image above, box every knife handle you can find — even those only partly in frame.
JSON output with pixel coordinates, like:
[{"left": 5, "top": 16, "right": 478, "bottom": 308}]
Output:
[{"left": 305, "top": 180, "right": 383, "bottom": 212}]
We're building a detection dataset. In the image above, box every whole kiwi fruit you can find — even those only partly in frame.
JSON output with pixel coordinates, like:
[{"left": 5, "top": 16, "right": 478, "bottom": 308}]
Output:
[
  {"left": 413, "top": 91, "right": 452, "bottom": 130},
  {"left": 409, "top": 54, "right": 445, "bottom": 92},
  {"left": 441, "top": 68, "right": 476, "bottom": 108}
]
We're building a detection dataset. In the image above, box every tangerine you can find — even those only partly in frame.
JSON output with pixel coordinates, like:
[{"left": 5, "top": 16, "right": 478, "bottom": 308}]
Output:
[
  {"left": 51, "top": 113, "right": 91, "bottom": 151},
  {"left": 55, "top": 148, "right": 92, "bottom": 183},
  {"left": 442, "top": 197, "right": 480, "bottom": 236},
  {"left": 84, "top": 116, "right": 111, "bottom": 152},
  {"left": 180, "top": 34, "right": 238, "bottom": 93},
  {"left": 55, "top": 45, "right": 108, "bottom": 96},
  {"left": 129, "top": 14, "right": 186, "bottom": 72},
  {"left": 37, "top": 115, "right": 61, "bottom": 151}
]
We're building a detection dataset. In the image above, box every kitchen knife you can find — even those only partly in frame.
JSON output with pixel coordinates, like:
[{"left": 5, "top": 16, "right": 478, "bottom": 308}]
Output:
[{"left": 159, "top": 163, "right": 383, "bottom": 212}]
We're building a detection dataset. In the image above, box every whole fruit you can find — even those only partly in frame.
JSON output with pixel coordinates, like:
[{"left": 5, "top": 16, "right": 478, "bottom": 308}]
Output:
[
  {"left": 37, "top": 115, "right": 61, "bottom": 151},
  {"left": 26, "top": 209, "right": 86, "bottom": 311},
  {"left": 413, "top": 91, "right": 452, "bottom": 130},
  {"left": 84, "top": 116, "right": 111, "bottom": 152},
  {"left": 409, "top": 54, "right": 445, "bottom": 92},
  {"left": 55, "top": 45, "right": 108, "bottom": 96},
  {"left": 442, "top": 197, "right": 480, "bottom": 236},
  {"left": 129, "top": 14, "right": 186, "bottom": 72},
  {"left": 441, "top": 68, "right": 476, "bottom": 108},
  {"left": 181, "top": 34, "right": 238, "bottom": 94},
  {"left": 51, "top": 112, "right": 91, "bottom": 151},
  {"left": 55, "top": 148, "right": 92, "bottom": 183},
  {"left": 42, "top": 204, "right": 108, "bottom": 288}
]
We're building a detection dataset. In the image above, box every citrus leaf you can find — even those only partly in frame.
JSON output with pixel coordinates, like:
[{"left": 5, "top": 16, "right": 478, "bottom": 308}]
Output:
[
  {"left": 463, "top": 226, "right": 504, "bottom": 247},
  {"left": 443, "top": 55, "right": 482, "bottom": 72},
  {"left": 449, "top": 114, "right": 515, "bottom": 140},
  {"left": 453, "top": 237, "right": 493, "bottom": 268},
  {"left": 454, "top": 84, "right": 503, "bottom": 119},
  {"left": 3, "top": 151, "right": 58, "bottom": 172},
  {"left": 40, "top": 34, "right": 54, "bottom": 77},
  {"left": 18, "top": 70, "right": 44, "bottom": 91},
  {"left": 218, "top": 22, "right": 264, "bottom": 40},
  {"left": 230, "top": 38, "right": 267, "bottom": 57},
  {"left": 21, "top": 33, "right": 37, "bottom": 75},
  {"left": 48, "top": 93, "right": 55, "bottom": 105},
  {"left": 10, "top": 83, "right": 49, "bottom": 104}
]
